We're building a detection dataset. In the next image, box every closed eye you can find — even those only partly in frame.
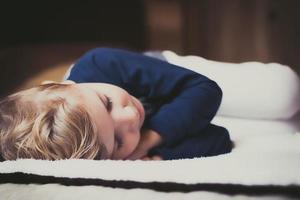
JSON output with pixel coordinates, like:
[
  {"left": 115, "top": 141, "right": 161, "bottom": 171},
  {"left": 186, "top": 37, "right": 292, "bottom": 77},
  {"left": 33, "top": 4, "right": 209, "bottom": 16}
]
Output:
[
  {"left": 97, "top": 94, "right": 112, "bottom": 112},
  {"left": 104, "top": 95, "right": 113, "bottom": 111}
]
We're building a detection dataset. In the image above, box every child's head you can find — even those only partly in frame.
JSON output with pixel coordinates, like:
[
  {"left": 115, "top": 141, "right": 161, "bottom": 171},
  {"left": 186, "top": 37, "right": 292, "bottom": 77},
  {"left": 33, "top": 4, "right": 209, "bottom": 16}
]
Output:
[{"left": 0, "top": 81, "right": 145, "bottom": 161}]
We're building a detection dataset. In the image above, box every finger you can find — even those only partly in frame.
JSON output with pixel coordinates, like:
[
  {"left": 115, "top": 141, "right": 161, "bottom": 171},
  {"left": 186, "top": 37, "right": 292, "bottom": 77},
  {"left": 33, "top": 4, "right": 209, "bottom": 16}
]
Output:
[
  {"left": 126, "top": 147, "right": 148, "bottom": 160},
  {"left": 126, "top": 151, "right": 147, "bottom": 160},
  {"left": 41, "top": 80, "right": 56, "bottom": 85},
  {"left": 61, "top": 80, "right": 75, "bottom": 85},
  {"left": 141, "top": 157, "right": 150, "bottom": 161},
  {"left": 151, "top": 155, "right": 162, "bottom": 160}
]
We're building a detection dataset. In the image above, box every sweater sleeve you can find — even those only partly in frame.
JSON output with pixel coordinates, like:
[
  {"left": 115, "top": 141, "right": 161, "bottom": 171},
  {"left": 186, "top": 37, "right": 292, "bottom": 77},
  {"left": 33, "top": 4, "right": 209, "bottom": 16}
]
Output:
[
  {"left": 67, "top": 47, "right": 223, "bottom": 147},
  {"left": 148, "top": 124, "right": 233, "bottom": 160}
]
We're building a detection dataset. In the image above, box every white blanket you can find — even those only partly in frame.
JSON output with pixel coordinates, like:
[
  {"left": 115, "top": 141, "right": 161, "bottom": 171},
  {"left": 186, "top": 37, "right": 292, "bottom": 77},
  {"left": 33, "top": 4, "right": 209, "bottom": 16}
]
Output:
[{"left": 0, "top": 114, "right": 299, "bottom": 200}]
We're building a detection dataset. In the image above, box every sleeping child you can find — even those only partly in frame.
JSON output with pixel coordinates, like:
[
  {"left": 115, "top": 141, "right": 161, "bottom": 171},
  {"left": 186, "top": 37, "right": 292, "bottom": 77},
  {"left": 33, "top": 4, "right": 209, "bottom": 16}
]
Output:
[{"left": 0, "top": 48, "right": 232, "bottom": 161}]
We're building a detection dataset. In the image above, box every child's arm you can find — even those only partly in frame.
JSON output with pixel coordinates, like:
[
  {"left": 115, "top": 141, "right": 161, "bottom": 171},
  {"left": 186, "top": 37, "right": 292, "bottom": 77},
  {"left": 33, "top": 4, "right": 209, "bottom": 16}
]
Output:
[
  {"left": 148, "top": 124, "right": 232, "bottom": 160},
  {"left": 127, "top": 124, "right": 232, "bottom": 160},
  {"left": 67, "top": 48, "right": 223, "bottom": 148}
]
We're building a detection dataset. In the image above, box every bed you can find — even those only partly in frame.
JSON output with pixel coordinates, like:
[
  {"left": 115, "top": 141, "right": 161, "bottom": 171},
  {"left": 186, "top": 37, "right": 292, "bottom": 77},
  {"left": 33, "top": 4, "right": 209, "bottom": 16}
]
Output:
[{"left": 0, "top": 51, "right": 299, "bottom": 200}]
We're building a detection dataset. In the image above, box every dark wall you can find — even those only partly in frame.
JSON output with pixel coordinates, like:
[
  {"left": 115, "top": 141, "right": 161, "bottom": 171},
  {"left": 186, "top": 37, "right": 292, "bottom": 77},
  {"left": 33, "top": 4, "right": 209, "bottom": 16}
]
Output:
[
  {"left": 0, "top": 1, "right": 146, "bottom": 49},
  {"left": 145, "top": 0, "right": 300, "bottom": 74},
  {"left": 0, "top": 1, "right": 146, "bottom": 97},
  {"left": 182, "top": 0, "right": 300, "bottom": 69}
]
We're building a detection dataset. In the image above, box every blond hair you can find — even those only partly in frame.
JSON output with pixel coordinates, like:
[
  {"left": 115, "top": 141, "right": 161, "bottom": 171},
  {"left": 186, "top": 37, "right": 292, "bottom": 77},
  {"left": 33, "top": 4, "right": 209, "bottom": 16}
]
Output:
[{"left": 0, "top": 83, "right": 107, "bottom": 161}]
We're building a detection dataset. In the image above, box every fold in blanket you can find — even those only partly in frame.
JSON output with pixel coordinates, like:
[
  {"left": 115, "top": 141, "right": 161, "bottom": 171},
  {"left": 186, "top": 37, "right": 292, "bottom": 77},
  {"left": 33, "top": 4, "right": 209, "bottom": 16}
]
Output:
[{"left": 0, "top": 172, "right": 299, "bottom": 198}]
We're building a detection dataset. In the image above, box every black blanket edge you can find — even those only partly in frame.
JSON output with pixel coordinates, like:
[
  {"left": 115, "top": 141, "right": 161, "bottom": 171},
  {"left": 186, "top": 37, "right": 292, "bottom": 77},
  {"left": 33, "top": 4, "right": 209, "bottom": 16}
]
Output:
[{"left": 0, "top": 172, "right": 299, "bottom": 198}]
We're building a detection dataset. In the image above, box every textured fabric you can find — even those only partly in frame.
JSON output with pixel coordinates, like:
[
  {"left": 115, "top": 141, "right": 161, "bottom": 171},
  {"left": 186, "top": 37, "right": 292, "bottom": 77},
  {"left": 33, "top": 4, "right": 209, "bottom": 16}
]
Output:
[
  {"left": 163, "top": 50, "right": 300, "bottom": 120},
  {"left": 138, "top": 97, "right": 157, "bottom": 119},
  {"left": 148, "top": 124, "right": 233, "bottom": 159},
  {"left": 67, "top": 47, "right": 231, "bottom": 159},
  {"left": 143, "top": 51, "right": 167, "bottom": 61}
]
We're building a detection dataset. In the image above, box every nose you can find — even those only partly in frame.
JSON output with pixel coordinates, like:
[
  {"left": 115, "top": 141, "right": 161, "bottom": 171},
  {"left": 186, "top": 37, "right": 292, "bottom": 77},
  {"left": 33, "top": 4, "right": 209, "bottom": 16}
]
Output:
[
  {"left": 114, "top": 104, "right": 140, "bottom": 131},
  {"left": 124, "top": 105, "right": 140, "bottom": 124}
]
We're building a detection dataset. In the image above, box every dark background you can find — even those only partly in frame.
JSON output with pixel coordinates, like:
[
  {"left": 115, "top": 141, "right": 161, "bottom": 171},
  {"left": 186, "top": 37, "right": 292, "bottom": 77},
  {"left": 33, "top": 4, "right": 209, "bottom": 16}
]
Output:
[{"left": 0, "top": 0, "right": 299, "bottom": 97}]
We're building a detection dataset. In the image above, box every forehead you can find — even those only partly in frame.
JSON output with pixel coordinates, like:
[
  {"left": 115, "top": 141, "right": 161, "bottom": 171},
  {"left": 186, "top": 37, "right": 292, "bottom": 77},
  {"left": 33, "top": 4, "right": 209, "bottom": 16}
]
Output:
[{"left": 67, "top": 84, "right": 107, "bottom": 120}]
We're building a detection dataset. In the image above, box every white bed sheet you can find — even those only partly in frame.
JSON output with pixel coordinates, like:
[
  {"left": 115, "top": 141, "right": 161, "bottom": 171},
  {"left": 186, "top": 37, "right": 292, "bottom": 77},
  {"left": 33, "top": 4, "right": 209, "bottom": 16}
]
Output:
[
  {"left": 0, "top": 113, "right": 299, "bottom": 200},
  {"left": 212, "top": 112, "right": 300, "bottom": 153}
]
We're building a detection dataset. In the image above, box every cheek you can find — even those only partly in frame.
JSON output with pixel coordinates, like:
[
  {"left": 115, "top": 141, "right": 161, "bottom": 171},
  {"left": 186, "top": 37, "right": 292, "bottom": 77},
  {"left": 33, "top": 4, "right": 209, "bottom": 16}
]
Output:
[
  {"left": 95, "top": 117, "right": 115, "bottom": 157},
  {"left": 116, "top": 132, "right": 140, "bottom": 160}
]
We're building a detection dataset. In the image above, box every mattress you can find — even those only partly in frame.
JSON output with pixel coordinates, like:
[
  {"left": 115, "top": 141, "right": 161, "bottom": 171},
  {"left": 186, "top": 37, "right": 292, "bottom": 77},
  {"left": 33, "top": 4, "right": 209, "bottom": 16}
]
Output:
[{"left": 0, "top": 113, "right": 299, "bottom": 200}]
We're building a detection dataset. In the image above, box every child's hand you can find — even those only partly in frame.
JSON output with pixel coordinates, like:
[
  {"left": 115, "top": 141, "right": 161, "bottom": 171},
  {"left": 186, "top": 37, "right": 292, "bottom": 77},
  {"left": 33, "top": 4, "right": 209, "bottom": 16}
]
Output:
[
  {"left": 141, "top": 155, "right": 162, "bottom": 161},
  {"left": 126, "top": 129, "right": 162, "bottom": 160}
]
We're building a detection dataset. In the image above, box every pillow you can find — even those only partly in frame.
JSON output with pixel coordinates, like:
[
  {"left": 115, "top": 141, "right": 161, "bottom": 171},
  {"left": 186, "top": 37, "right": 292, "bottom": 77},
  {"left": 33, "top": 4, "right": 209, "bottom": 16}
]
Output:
[{"left": 163, "top": 50, "right": 300, "bottom": 120}]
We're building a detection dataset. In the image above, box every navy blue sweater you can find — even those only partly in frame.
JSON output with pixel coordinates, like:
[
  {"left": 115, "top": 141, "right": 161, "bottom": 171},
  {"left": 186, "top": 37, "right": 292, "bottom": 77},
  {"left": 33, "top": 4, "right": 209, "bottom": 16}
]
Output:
[{"left": 67, "top": 48, "right": 232, "bottom": 160}]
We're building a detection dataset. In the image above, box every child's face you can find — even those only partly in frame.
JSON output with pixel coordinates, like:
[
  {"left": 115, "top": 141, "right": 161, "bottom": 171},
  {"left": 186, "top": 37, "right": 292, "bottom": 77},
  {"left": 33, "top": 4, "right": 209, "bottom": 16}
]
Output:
[{"left": 63, "top": 81, "right": 145, "bottom": 160}]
